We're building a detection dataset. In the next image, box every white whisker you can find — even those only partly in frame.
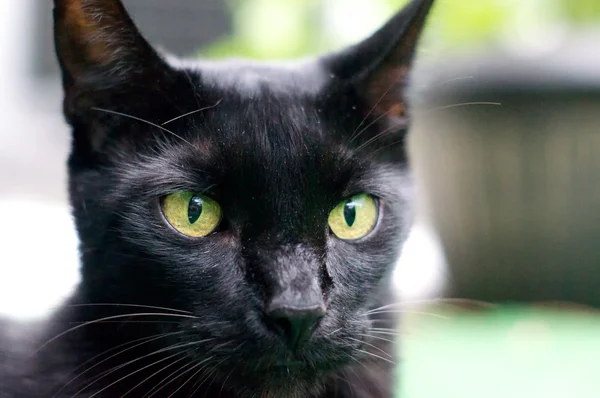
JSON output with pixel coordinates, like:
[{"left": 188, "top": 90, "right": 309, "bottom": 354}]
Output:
[
  {"left": 86, "top": 351, "right": 186, "bottom": 398},
  {"left": 54, "top": 331, "right": 183, "bottom": 397},
  {"left": 349, "top": 80, "right": 398, "bottom": 141},
  {"left": 121, "top": 355, "right": 189, "bottom": 397},
  {"left": 91, "top": 107, "right": 194, "bottom": 147},
  {"left": 348, "top": 336, "right": 393, "bottom": 359},
  {"left": 64, "top": 303, "right": 192, "bottom": 314},
  {"left": 357, "top": 333, "right": 396, "bottom": 345},
  {"left": 72, "top": 339, "right": 212, "bottom": 397},
  {"left": 143, "top": 359, "right": 195, "bottom": 398},
  {"left": 427, "top": 101, "right": 502, "bottom": 112},
  {"left": 161, "top": 99, "right": 222, "bottom": 125},
  {"left": 355, "top": 348, "right": 395, "bottom": 365},
  {"left": 34, "top": 312, "right": 197, "bottom": 355},
  {"left": 366, "top": 309, "right": 449, "bottom": 319},
  {"left": 167, "top": 357, "right": 214, "bottom": 397},
  {"left": 366, "top": 330, "right": 401, "bottom": 337}
]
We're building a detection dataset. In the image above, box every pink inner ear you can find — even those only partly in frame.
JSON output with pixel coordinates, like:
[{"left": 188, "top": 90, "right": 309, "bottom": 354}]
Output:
[
  {"left": 363, "top": 65, "right": 410, "bottom": 120},
  {"left": 332, "top": 1, "right": 434, "bottom": 123}
]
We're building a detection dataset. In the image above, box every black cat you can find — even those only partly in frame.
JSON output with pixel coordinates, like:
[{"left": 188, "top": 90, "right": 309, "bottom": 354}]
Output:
[{"left": 0, "top": 0, "right": 434, "bottom": 396}]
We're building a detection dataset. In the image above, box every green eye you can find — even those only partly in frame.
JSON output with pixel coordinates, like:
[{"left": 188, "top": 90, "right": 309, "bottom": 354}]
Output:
[
  {"left": 161, "top": 191, "right": 222, "bottom": 237},
  {"left": 328, "top": 193, "right": 379, "bottom": 240}
]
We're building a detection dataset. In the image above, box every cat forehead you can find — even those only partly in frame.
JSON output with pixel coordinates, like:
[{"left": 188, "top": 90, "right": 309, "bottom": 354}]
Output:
[{"left": 170, "top": 57, "right": 332, "bottom": 97}]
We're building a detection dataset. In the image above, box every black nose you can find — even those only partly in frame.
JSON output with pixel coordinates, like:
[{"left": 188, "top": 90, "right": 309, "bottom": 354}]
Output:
[{"left": 265, "top": 304, "right": 326, "bottom": 350}]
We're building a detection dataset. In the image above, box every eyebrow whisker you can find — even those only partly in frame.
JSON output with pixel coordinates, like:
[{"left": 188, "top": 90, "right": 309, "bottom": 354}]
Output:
[
  {"left": 91, "top": 107, "right": 194, "bottom": 148},
  {"left": 161, "top": 99, "right": 223, "bottom": 126}
]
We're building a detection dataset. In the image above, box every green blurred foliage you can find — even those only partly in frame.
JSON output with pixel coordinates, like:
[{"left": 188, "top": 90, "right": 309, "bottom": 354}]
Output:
[
  {"left": 561, "top": 0, "right": 600, "bottom": 23},
  {"left": 201, "top": 0, "right": 600, "bottom": 59}
]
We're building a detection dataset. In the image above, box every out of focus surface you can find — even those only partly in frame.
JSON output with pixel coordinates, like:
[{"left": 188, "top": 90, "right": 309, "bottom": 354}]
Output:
[
  {"left": 1, "top": 0, "right": 600, "bottom": 396},
  {"left": 399, "top": 304, "right": 600, "bottom": 398}
]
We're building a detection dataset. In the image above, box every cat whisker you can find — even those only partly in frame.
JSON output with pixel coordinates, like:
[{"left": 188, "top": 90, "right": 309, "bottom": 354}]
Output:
[
  {"left": 366, "top": 299, "right": 459, "bottom": 314},
  {"left": 54, "top": 331, "right": 184, "bottom": 397},
  {"left": 364, "top": 301, "right": 450, "bottom": 318},
  {"left": 72, "top": 348, "right": 180, "bottom": 397},
  {"left": 91, "top": 107, "right": 195, "bottom": 147},
  {"left": 354, "top": 348, "right": 395, "bottom": 365},
  {"left": 166, "top": 357, "right": 214, "bottom": 397},
  {"left": 355, "top": 100, "right": 500, "bottom": 156},
  {"left": 354, "top": 122, "right": 405, "bottom": 154},
  {"left": 365, "top": 309, "right": 449, "bottom": 319},
  {"left": 73, "top": 339, "right": 213, "bottom": 397},
  {"left": 366, "top": 330, "right": 401, "bottom": 337},
  {"left": 425, "top": 101, "right": 502, "bottom": 112},
  {"left": 325, "top": 327, "right": 343, "bottom": 337},
  {"left": 218, "top": 365, "right": 236, "bottom": 396},
  {"left": 161, "top": 99, "right": 222, "bottom": 126},
  {"left": 369, "top": 327, "right": 402, "bottom": 334},
  {"left": 188, "top": 367, "right": 214, "bottom": 397},
  {"left": 434, "top": 297, "right": 499, "bottom": 308},
  {"left": 64, "top": 303, "right": 193, "bottom": 314},
  {"left": 369, "top": 317, "right": 398, "bottom": 323},
  {"left": 84, "top": 351, "right": 187, "bottom": 398},
  {"left": 343, "top": 354, "right": 370, "bottom": 394},
  {"left": 347, "top": 336, "right": 393, "bottom": 359},
  {"left": 350, "top": 109, "right": 391, "bottom": 143},
  {"left": 367, "top": 329, "right": 403, "bottom": 339},
  {"left": 121, "top": 354, "right": 190, "bottom": 397},
  {"left": 182, "top": 69, "right": 202, "bottom": 109},
  {"left": 364, "top": 302, "right": 409, "bottom": 314},
  {"left": 357, "top": 332, "right": 396, "bottom": 345},
  {"left": 365, "top": 297, "right": 498, "bottom": 313},
  {"left": 34, "top": 312, "right": 198, "bottom": 355},
  {"left": 142, "top": 359, "right": 196, "bottom": 398},
  {"left": 364, "top": 139, "right": 404, "bottom": 158},
  {"left": 158, "top": 357, "right": 223, "bottom": 398},
  {"left": 198, "top": 358, "right": 228, "bottom": 396},
  {"left": 68, "top": 321, "right": 183, "bottom": 325},
  {"left": 429, "top": 75, "right": 474, "bottom": 87},
  {"left": 349, "top": 79, "right": 398, "bottom": 141}
]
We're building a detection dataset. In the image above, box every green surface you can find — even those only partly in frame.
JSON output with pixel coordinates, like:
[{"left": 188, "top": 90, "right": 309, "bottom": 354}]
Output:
[
  {"left": 201, "top": 0, "right": 600, "bottom": 60},
  {"left": 399, "top": 306, "right": 600, "bottom": 398}
]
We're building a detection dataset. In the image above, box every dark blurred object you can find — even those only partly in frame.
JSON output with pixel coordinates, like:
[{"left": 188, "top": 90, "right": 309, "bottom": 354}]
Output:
[
  {"left": 411, "top": 32, "right": 600, "bottom": 307},
  {"left": 33, "top": 0, "right": 232, "bottom": 78}
]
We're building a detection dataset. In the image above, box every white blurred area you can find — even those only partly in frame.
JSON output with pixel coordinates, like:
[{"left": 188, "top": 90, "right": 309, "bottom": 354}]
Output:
[
  {"left": 0, "top": 0, "right": 78, "bottom": 321},
  {"left": 0, "top": 1, "right": 446, "bottom": 321},
  {"left": 0, "top": 198, "right": 79, "bottom": 321}
]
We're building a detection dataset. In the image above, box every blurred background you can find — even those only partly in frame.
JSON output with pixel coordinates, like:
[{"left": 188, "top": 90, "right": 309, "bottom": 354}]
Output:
[{"left": 1, "top": 0, "right": 599, "bottom": 396}]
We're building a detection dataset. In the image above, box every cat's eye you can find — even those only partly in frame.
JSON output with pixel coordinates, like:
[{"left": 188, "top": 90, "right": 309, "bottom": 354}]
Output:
[
  {"left": 161, "top": 191, "right": 222, "bottom": 237},
  {"left": 328, "top": 193, "right": 379, "bottom": 240}
]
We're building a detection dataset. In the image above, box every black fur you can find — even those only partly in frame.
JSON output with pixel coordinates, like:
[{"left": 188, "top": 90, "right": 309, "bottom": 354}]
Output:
[{"left": 0, "top": 0, "right": 434, "bottom": 396}]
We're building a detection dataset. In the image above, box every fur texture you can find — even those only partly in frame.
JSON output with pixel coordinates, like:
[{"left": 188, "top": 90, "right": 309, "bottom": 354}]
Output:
[{"left": 0, "top": 0, "right": 434, "bottom": 396}]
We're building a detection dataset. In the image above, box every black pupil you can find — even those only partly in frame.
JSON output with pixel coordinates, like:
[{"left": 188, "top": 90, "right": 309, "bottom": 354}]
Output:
[
  {"left": 344, "top": 201, "right": 357, "bottom": 227},
  {"left": 188, "top": 196, "right": 203, "bottom": 224}
]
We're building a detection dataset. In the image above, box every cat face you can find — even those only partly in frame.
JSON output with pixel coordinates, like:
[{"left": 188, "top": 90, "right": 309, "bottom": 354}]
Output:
[{"left": 54, "top": 0, "right": 433, "bottom": 395}]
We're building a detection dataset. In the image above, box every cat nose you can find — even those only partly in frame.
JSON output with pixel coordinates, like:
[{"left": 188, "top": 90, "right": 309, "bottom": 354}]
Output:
[{"left": 265, "top": 301, "right": 326, "bottom": 351}]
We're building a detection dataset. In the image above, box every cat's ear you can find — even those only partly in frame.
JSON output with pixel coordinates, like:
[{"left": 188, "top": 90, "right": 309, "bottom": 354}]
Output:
[
  {"left": 53, "top": 0, "right": 169, "bottom": 116},
  {"left": 323, "top": 0, "right": 434, "bottom": 127}
]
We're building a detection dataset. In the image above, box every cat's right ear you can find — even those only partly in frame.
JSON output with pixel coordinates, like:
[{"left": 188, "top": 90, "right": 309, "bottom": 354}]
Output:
[
  {"left": 322, "top": 0, "right": 434, "bottom": 131},
  {"left": 54, "top": 0, "right": 170, "bottom": 118}
]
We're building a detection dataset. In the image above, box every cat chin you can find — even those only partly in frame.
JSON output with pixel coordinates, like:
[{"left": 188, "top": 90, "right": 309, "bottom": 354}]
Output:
[
  {"left": 184, "top": 350, "right": 350, "bottom": 397},
  {"left": 244, "top": 385, "right": 325, "bottom": 398},
  {"left": 221, "top": 371, "right": 328, "bottom": 398},
  {"left": 179, "top": 339, "right": 354, "bottom": 397}
]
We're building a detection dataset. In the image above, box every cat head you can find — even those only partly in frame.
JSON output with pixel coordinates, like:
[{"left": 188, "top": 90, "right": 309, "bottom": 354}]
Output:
[{"left": 54, "top": 0, "right": 433, "bottom": 395}]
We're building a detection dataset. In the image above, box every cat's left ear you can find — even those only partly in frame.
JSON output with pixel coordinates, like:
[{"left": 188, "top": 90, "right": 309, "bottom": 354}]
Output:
[
  {"left": 53, "top": 0, "right": 170, "bottom": 117},
  {"left": 323, "top": 0, "right": 434, "bottom": 127}
]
